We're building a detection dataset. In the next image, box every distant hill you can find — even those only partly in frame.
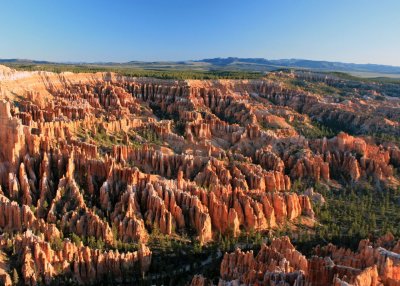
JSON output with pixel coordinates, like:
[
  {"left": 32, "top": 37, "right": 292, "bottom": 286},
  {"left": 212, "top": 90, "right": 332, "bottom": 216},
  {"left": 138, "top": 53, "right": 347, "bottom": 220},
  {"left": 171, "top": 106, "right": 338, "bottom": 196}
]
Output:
[
  {"left": 0, "top": 59, "right": 52, "bottom": 65},
  {"left": 198, "top": 57, "right": 400, "bottom": 74},
  {"left": 1, "top": 57, "right": 400, "bottom": 75}
]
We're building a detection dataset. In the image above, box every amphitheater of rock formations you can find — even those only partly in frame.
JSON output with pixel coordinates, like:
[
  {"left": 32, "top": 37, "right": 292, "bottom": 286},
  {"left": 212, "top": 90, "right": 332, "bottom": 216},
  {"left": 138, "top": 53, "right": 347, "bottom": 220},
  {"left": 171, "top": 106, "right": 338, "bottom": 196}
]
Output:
[{"left": 0, "top": 65, "right": 399, "bottom": 285}]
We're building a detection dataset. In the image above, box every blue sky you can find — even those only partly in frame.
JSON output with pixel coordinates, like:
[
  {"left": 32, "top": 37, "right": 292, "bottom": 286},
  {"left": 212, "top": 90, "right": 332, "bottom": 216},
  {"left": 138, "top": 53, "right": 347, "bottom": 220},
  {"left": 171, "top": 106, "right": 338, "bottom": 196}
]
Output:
[{"left": 1, "top": 0, "right": 400, "bottom": 65}]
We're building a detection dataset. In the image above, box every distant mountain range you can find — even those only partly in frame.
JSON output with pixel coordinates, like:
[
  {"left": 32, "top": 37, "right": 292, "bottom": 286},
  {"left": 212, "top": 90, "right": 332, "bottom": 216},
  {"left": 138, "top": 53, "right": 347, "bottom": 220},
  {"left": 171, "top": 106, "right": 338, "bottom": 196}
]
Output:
[
  {"left": 197, "top": 57, "right": 400, "bottom": 74},
  {"left": 0, "top": 59, "right": 53, "bottom": 65},
  {"left": 2, "top": 57, "right": 400, "bottom": 75}
]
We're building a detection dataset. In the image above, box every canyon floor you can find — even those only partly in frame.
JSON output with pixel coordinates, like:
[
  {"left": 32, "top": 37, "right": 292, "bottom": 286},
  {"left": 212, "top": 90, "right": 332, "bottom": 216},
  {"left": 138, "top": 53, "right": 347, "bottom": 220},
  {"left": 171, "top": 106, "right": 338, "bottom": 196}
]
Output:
[{"left": 0, "top": 65, "right": 399, "bottom": 285}]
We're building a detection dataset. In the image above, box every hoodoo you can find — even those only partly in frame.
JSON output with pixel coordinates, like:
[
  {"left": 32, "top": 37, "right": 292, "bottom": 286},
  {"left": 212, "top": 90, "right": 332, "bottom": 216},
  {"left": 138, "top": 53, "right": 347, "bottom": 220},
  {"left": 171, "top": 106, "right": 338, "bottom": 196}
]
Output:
[{"left": 0, "top": 65, "right": 399, "bottom": 285}]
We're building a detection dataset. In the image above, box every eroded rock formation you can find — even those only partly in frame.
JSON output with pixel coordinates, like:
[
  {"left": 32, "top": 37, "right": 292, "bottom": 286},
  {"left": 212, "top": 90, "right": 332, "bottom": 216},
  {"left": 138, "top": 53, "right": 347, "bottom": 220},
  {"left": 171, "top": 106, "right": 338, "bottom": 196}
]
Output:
[
  {"left": 191, "top": 236, "right": 400, "bottom": 286},
  {"left": 0, "top": 65, "right": 398, "bottom": 284}
]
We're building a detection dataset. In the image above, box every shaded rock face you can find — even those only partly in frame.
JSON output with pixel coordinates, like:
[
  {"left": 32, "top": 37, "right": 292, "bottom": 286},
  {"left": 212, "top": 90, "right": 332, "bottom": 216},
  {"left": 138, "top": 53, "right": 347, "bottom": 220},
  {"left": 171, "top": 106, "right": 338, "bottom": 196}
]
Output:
[
  {"left": 190, "top": 236, "right": 400, "bottom": 286},
  {"left": 0, "top": 66, "right": 398, "bottom": 285}
]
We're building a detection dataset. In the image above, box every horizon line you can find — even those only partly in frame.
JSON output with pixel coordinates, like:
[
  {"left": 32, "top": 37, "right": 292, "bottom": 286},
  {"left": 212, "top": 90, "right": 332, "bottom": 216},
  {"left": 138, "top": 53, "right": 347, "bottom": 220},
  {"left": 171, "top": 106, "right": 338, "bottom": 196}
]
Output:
[{"left": 1, "top": 57, "right": 400, "bottom": 68}]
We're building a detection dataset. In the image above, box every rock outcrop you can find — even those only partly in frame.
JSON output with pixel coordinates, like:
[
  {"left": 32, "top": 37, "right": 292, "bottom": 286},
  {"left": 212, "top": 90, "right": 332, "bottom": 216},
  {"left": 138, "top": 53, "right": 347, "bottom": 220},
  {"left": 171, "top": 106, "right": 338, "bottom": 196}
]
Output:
[
  {"left": 0, "top": 66, "right": 398, "bottom": 285},
  {"left": 191, "top": 236, "right": 400, "bottom": 286}
]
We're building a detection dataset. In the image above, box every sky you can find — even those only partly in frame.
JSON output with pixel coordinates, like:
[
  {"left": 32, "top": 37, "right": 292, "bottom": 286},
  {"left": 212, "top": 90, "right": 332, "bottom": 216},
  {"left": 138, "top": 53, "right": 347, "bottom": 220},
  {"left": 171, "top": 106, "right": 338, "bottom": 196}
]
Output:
[{"left": 1, "top": 0, "right": 400, "bottom": 65}]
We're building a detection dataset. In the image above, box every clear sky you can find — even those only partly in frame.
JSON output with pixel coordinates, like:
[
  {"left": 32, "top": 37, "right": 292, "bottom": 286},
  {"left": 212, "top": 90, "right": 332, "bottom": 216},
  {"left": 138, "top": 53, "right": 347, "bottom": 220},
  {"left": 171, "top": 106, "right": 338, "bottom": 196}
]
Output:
[{"left": 1, "top": 0, "right": 400, "bottom": 65}]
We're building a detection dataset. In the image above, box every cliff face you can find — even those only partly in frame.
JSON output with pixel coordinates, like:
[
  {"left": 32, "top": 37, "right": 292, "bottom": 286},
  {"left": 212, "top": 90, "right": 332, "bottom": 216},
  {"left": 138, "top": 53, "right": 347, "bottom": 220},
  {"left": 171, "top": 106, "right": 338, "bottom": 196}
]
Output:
[{"left": 0, "top": 66, "right": 399, "bottom": 284}]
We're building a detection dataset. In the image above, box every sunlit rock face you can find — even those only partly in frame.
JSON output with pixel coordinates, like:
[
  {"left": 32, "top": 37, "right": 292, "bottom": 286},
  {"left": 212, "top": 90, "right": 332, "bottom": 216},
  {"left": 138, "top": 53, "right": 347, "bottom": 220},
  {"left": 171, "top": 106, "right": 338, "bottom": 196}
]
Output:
[
  {"left": 0, "top": 65, "right": 398, "bottom": 285},
  {"left": 190, "top": 236, "right": 400, "bottom": 286}
]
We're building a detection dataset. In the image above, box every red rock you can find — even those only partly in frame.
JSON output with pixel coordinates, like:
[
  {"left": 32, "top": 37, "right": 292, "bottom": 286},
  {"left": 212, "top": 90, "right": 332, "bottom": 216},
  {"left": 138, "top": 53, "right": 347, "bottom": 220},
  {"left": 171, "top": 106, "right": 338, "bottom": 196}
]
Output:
[{"left": 0, "top": 66, "right": 398, "bottom": 285}]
